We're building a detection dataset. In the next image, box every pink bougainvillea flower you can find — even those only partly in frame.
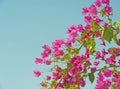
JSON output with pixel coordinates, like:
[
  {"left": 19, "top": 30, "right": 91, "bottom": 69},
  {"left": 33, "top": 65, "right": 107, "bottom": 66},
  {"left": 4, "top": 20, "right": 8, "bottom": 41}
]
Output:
[
  {"left": 52, "top": 71, "right": 61, "bottom": 80},
  {"left": 94, "top": 61, "right": 100, "bottom": 66},
  {"left": 68, "top": 68, "right": 77, "bottom": 76},
  {"left": 102, "top": 0, "right": 110, "bottom": 5},
  {"left": 44, "top": 59, "right": 51, "bottom": 65},
  {"left": 91, "top": 67, "right": 97, "bottom": 73},
  {"left": 82, "top": 8, "right": 89, "bottom": 15},
  {"left": 95, "top": 51, "right": 101, "bottom": 59},
  {"left": 53, "top": 49, "right": 64, "bottom": 57},
  {"left": 46, "top": 75, "right": 51, "bottom": 80},
  {"left": 80, "top": 79, "right": 86, "bottom": 87},
  {"left": 118, "top": 60, "right": 120, "bottom": 65},
  {"left": 94, "top": 0, "right": 102, "bottom": 7},
  {"left": 115, "top": 84, "right": 120, "bottom": 89},
  {"left": 105, "top": 5, "right": 112, "bottom": 16},
  {"left": 41, "top": 45, "right": 51, "bottom": 58},
  {"left": 85, "top": 24, "right": 92, "bottom": 31},
  {"left": 77, "top": 24, "right": 84, "bottom": 32},
  {"left": 106, "top": 55, "right": 115, "bottom": 64},
  {"left": 100, "top": 40, "right": 106, "bottom": 46},
  {"left": 101, "top": 49, "right": 108, "bottom": 59},
  {"left": 67, "top": 25, "right": 78, "bottom": 36},
  {"left": 103, "top": 69, "right": 112, "bottom": 77},
  {"left": 85, "top": 48, "right": 89, "bottom": 58},
  {"left": 35, "top": 58, "right": 43, "bottom": 64},
  {"left": 93, "top": 16, "right": 103, "bottom": 24},
  {"left": 84, "top": 15, "right": 92, "bottom": 24},
  {"left": 66, "top": 25, "right": 78, "bottom": 44},
  {"left": 33, "top": 70, "right": 41, "bottom": 77},
  {"left": 77, "top": 64, "right": 82, "bottom": 72},
  {"left": 55, "top": 83, "right": 64, "bottom": 89},
  {"left": 52, "top": 39, "right": 65, "bottom": 50},
  {"left": 89, "top": 4, "right": 98, "bottom": 16},
  {"left": 96, "top": 74, "right": 104, "bottom": 89},
  {"left": 66, "top": 36, "right": 76, "bottom": 44}
]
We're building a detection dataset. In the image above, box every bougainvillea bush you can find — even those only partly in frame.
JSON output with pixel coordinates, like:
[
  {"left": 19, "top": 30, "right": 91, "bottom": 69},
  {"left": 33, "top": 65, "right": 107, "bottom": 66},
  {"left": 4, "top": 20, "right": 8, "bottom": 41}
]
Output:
[{"left": 34, "top": 0, "right": 120, "bottom": 89}]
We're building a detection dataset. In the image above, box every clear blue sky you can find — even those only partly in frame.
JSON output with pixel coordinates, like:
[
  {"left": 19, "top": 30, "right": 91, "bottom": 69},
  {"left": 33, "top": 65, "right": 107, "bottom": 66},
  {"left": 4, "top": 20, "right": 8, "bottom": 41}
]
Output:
[{"left": 0, "top": 0, "right": 120, "bottom": 89}]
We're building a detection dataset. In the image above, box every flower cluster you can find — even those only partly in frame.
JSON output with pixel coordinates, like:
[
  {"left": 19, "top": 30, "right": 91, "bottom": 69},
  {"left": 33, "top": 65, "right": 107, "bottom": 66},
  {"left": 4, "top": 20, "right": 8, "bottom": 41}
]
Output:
[{"left": 34, "top": 0, "right": 120, "bottom": 89}]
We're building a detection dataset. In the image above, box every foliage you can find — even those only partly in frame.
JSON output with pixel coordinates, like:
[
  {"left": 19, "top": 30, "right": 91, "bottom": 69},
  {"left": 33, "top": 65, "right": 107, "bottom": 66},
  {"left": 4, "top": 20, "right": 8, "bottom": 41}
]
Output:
[{"left": 34, "top": 0, "right": 120, "bottom": 89}]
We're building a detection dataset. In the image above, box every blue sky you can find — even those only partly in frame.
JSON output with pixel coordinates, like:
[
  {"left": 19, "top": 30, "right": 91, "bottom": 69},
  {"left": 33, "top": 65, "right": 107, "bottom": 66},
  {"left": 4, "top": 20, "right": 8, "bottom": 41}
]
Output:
[{"left": 0, "top": 0, "right": 120, "bottom": 89}]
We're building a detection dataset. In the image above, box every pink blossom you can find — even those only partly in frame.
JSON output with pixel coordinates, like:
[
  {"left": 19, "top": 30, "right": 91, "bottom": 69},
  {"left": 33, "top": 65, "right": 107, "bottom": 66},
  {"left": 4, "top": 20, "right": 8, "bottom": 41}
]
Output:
[
  {"left": 53, "top": 49, "right": 64, "bottom": 57},
  {"left": 77, "top": 64, "right": 82, "bottom": 72},
  {"left": 82, "top": 8, "right": 89, "bottom": 15},
  {"left": 85, "top": 60, "right": 91, "bottom": 66},
  {"left": 41, "top": 45, "right": 51, "bottom": 58},
  {"left": 102, "top": 0, "right": 110, "bottom": 5},
  {"left": 85, "top": 24, "right": 91, "bottom": 30},
  {"left": 118, "top": 60, "right": 120, "bottom": 65},
  {"left": 104, "top": 79, "right": 111, "bottom": 88},
  {"left": 95, "top": 51, "right": 101, "bottom": 59},
  {"left": 94, "top": 61, "right": 100, "bottom": 66},
  {"left": 103, "top": 69, "right": 112, "bottom": 77},
  {"left": 85, "top": 49, "right": 89, "bottom": 58},
  {"left": 46, "top": 75, "right": 51, "bottom": 80},
  {"left": 93, "top": 16, "right": 102, "bottom": 24},
  {"left": 67, "top": 25, "right": 78, "bottom": 36},
  {"left": 33, "top": 70, "right": 41, "bottom": 77},
  {"left": 96, "top": 74, "right": 104, "bottom": 89},
  {"left": 98, "top": 74, "right": 104, "bottom": 81},
  {"left": 77, "top": 24, "right": 84, "bottom": 32},
  {"left": 66, "top": 25, "right": 78, "bottom": 44},
  {"left": 96, "top": 32, "right": 102, "bottom": 39},
  {"left": 91, "top": 67, "right": 96, "bottom": 73},
  {"left": 44, "top": 59, "right": 51, "bottom": 65},
  {"left": 89, "top": 5, "right": 98, "bottom": 15},
  {"left": 84, "top": 15, "right": 92, "bottom": 24},
  {"left": 68, "top": 68, "right": 77, "bottom": 76},
  {"left": 100, "top": 40, "right": 106, "bottom": 46},
  {"left": 105, "top": 5, "right": 112, "bottom": 16},
  {"left": 52, "top": 39, "right": 64, "bottom": 50},
  {"left": 95, "top": 0, "right": 102, "bottom": 7},
  {"left": 115, "top": 84, "right": 120, "bottom": 89},
  {"left": 101, "top": 49, "right": 108, "bottom": 59},
  {"left": 52, "top": 71, "right": 60, "bottom": 80},
  {"left": 80, "top": 79, "right": 85, "bottom": 87},
  {"left": 106, "top": 55, "right": 115, "bottom": 64},
  {"left": 35, "top": 58, "right": 43, "bottom": 64},
  {"left": 66, "top": 36, "right": 76, "bottom": 43},
  {"left": 55, "top": 83, "right": 64, "bottom": 89}
]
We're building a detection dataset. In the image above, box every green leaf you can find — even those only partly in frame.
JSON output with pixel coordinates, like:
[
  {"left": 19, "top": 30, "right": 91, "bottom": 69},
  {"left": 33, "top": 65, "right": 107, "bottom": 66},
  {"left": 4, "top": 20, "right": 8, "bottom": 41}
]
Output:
[
  {"left": 60, "top": 68, "right": 68, "bottom": 76},
  {"left": 90, "top": 22, "right": 99, "bottom": 32},
  {"left": 64, "top": 54, "right": 71, "bottom": 60},
  {"left": 83, "top": 38, "right": 96, "bottom": 54},
  {"left": 113, "top": 22, "right": 120, "bottom": 28},
  {"left": 89, "top": 40, "right": 96, "bottom": 54},
  {"left": 50, "top": 80, "right": 56, "bottom": 89},
  {"left": 88, "top": 73, "right": 95, "bottom": 83},
  {"left": 63, "top": 83, "right": 69, "bottom": 89},
  {"left": 67, "top": 63, "right": 73, "bottom": 68},
  {"left": 113, "top": 33, "right": 117, "bottom": 43},
  {"left": 111, "top": 84, "right": 115, "bottom": 89},
  {"left": 73, "top": 48, "right": 79, "bottom": 55},
  {"left": 102, "top": 27, "right": 113, "bottom": 43}
]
